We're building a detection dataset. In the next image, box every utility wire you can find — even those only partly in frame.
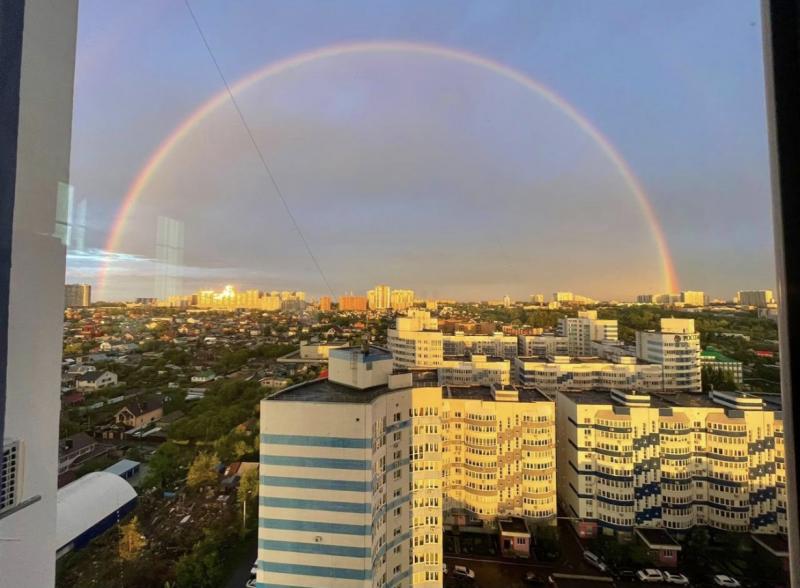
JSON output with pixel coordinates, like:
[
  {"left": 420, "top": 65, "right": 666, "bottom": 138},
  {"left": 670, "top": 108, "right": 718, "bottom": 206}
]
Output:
[{"left": 184, "top": 0, "right": 335, "bottom": 297}]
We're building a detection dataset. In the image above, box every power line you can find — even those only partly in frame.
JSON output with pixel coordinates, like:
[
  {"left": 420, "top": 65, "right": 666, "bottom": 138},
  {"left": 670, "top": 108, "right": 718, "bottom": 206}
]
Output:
[{"left": 183, "top": 0, "right": 335, "bottom": 297}]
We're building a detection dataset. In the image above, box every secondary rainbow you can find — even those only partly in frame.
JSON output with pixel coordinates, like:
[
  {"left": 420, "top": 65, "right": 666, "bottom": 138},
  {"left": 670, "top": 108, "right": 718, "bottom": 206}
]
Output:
[{"left": 99, "top": 40, "right": 679, "bottom": 297}]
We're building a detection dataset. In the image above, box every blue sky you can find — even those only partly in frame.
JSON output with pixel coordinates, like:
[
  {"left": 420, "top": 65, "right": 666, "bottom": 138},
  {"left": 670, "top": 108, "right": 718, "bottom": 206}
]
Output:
[{"left": 67, "top": 0, "right": 775, "bottom": 301}]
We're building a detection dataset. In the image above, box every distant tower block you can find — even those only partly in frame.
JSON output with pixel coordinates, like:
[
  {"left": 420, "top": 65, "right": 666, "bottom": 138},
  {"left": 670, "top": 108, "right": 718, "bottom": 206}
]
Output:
[{"left": 154, "top": 216, "right": 184, "bottom": 300}]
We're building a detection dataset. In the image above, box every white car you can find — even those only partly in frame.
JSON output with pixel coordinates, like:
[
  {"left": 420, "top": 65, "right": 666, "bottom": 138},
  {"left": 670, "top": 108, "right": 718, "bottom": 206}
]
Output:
[
  {"left": 245, "top": 580, "right": 256, "bottom": 588},
  {"left": 443, "top": 563, "right": 448, "bottom": 575},
  {"left": 664, "top": 571, "right": 690, "bottom": 585},
  {"left": 636, "top": 568, "right": 665, "bottom": 583},
  {"left": 582, "top": 550, "right": 608, "bottom": 572},
  {"left": 713, "top": 575, "right": 741, "bottom": 587},
  {"left": 452, "top": 565, "right": 476, "bottom": 579}
]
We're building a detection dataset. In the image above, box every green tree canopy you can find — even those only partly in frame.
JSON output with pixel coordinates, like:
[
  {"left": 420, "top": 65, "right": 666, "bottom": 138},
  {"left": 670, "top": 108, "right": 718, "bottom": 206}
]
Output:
[{"left": 186, "top": 452, "right": 219, "bottom": 490}]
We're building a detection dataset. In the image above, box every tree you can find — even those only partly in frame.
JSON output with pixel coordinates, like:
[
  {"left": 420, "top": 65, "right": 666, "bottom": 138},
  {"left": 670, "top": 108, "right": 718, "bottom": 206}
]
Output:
[
  {"left": 237, "top": 468, "right": 259, "bottom": 506},
  {"left": 175, "top": 536, "right": 225, "bottom": 588},
  {"left": 119, "top": 516, "right": 146, "bottom": 561},
  {"left": 702, "top": 367, "right": 736, "bottom": 392},
  {"left": 186, "top": 452, "right": 219, "bottom": 490},
  {"left": 143, "top": 441, "right": 184, "bottom": 490}
]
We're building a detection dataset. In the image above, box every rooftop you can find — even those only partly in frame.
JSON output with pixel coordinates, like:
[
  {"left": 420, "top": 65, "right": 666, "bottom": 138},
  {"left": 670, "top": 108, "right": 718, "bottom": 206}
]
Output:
[
  {"left": 267, "top": 377, "right": 391, "bottom": 404},
  {"left": 103, "top": 459, "right": 140, "bottom": 477},
  {"left": 443, "top": 384, "right": 549, "bottom": 403},
  {"left": 559, "top": 389, "right": 782, "bottom": 411},
  {"left": 498, "top": 517, "right": 529, "bottom": 535},
  {"left": 635, "top": 527, "right": 681, "bottom": 550},
  {"left": 700, "top": 346, "right": 739, "bottom": 362},
  {"left": 442, "top": 354, "right": 508, "bottom": 363}
]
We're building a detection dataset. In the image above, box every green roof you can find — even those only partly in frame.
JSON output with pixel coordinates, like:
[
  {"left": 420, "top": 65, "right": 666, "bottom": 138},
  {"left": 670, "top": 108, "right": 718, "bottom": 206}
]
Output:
[{"left": 700, "top": 347, "right": 737, "bottom": 363}]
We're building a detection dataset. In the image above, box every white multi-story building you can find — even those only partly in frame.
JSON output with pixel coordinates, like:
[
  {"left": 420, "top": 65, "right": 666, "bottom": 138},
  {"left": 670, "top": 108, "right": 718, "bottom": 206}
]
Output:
[
  {"left": 552, "top": 292, "right": 574, "bottom": 303},
  {"left": 636, "top": 318, "right": 701, "bottom": 393},
  {"left": 390, "top": 289, "right": 415, "bottom": 311},
  {"left": 736, "top": 290, "right": 775, "bottom": 308},
  {"left": 387, "top": 310, "right": 443, "bottom": 369},
  {"left": 558, "top": 311, "right": 618, "bottom": 356},
  {"left": 259, "top": 347, "right": 557, "bottom": 587},
  {"left": 653, "top": 293, "right": 681, "bottom": 305},
  {"left": 680, "top": 291, "right": 707, "bottom": 307},
  {"left": 260, "top": 347, "right": 442, "bottom": 588},
  {"left": 368, "top": 285, "right": 392, "bottom": 310},
  {"left": 194, "top": 285, "right": 281, "bottom": 310},
  {"left": 442, "top": 332, "right": 518, "bottom": 359},
  {"left": 530, "top": 294, "right": 545, "bottom": 304},
  {"left": 556, "top": 388, "right": 785, "bottom": 540},
  {"left": 439, "top": 355, "right": 511, "bottom": 387},
  {"left": 515, "top": 355, "right": 663, "bottom": 394},
  {"left": 517, "top": 334, "right": 569, "bottom": 357},
  {"left": 441, "top": 384, "right": 556, "bottom": 525}
]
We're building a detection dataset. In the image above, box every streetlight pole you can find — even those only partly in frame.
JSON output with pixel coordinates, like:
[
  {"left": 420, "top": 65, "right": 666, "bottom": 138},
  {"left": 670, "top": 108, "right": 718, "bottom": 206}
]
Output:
[{"left": 243, "top": 489, "right": 252, "bottom": 529}]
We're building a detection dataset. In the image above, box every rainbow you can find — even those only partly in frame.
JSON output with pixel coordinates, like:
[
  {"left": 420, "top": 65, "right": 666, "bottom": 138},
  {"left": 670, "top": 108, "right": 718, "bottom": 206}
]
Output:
[{"left": 99, "top": 40, "right": 679, "bottom": 297}]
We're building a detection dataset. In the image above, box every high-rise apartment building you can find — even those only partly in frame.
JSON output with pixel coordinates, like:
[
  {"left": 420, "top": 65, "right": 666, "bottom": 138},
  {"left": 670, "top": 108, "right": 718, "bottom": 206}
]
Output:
[
  {"left": 387, "top": 310, "right": 443, "bottom": 369},
  {"left": 557, "top": 310, "right": 618, "bottom": 356},
  {"left": 340, "top": 295, "right": 369, "bottom": 312},
  {"left": 652, "top": 293, "right": 682, "bottom": 305},
  {"left": 736, "top": 290, "right": 775, "bottom": 308},
  {"left": 530, "top": 294, "right": 545, "bottom": 304},
  {"left": 636, "top": 318, "right": 701, "bottom": 393},
  {"left": 258, "top": 347, "right": 557, "bottom": 587},
  {"left": 390, "top": 289, "right": 415, "bottom": 311},
  {"left": 259, "top": 348, "right": 442, "bottom": 588},
  {"left": 515, "top": 355, "right": 664, "bottom": 394},
  {"left": 64, "top": 283, "right": 91, "bottom": 307},
  {"left": 552, "top": 291, "right": 574, "bottom": 303},
  {"left": 193, "top": 285, "right": 282, "bottom": 311},
  {"left": 440, "top": 384, "right": 556, "bottom": 525},
  {"left": 368, "top": 284, "right": 392, "bottom": 310},
  {"left": 557, "top": 389, "right": 785, "bottom": 539},
  {"left": 319, "top": 296, "right": 332, "bottom": 312},
  {"left": 680, "top": 291, "right": 707, "bottom": 306}
]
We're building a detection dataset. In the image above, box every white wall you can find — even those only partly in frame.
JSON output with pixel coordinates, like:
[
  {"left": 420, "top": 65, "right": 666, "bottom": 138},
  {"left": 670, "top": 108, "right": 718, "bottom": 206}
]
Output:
[{"left": 0, "top": 1, "right": 78, "bottom": 586}]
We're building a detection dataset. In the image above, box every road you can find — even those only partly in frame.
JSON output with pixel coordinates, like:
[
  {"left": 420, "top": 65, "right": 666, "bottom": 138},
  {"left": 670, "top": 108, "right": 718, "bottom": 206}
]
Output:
[{"left": 224, "top": 536, "right": 258, "bottom": 588}]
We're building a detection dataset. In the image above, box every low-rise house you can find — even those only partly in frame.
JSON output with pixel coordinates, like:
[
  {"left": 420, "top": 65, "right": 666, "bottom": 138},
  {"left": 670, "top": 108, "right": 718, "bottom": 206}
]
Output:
[
  {"left": 191, "top": 370, "right": 215, "bottom": 383},
  {"left": 67, "top": 364, "right": 96, "bottom": 376},
  {"left": 58, "top": 432, "right": 109, "bottom": 475},
  {"left": 113, "top": 398, "right": 164, "bottom": 429},
  {"left": 61, "top": 392, "right": 85, "bottom": 407},
  {"left": 75, "top": 370, "right": 118, "bottom": 391}
]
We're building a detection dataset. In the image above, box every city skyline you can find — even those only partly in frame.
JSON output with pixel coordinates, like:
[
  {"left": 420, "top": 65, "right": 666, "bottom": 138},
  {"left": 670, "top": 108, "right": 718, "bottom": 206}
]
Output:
[{"left": 66, "top": 1, "right": 775, "bottom": 301}]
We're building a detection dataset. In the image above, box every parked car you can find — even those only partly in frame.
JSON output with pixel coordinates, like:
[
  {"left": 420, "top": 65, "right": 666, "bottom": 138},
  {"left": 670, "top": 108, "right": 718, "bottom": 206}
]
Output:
[
  {"left": 525, "top": 571, "right": 546, "bottom": 586},
  {"left": 615, "top": 569, "right": 637, "bottom": 581},
  {"left": 245, "top": 580, "right": 256, "bottom": 588},
  {"left": 664, "top": 571, "right": 690, "bottom": 585},
  {"left": 443, "top": 563, "right": 448, "bottom": 575},
  {"left": 713, "top": 575, "right": 742, "bottom": 587},
  {"left": 637, "top": 568, "right": 666, "bottom": 583},
  {"left": 453, "top": 565, "right": 476, "bottom": 579},
  {"left": 582, "top": 550, "right": 608, "bottom": 572}
]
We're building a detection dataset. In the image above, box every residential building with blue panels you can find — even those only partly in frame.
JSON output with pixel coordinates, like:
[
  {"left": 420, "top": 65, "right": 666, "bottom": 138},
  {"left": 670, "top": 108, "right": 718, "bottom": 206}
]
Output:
[
  {"left": 556, "top": 388, "right": 785, "bottom": 541},
  {"left": 259, "top": 346, "right": 443, "bottom": 588}
]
